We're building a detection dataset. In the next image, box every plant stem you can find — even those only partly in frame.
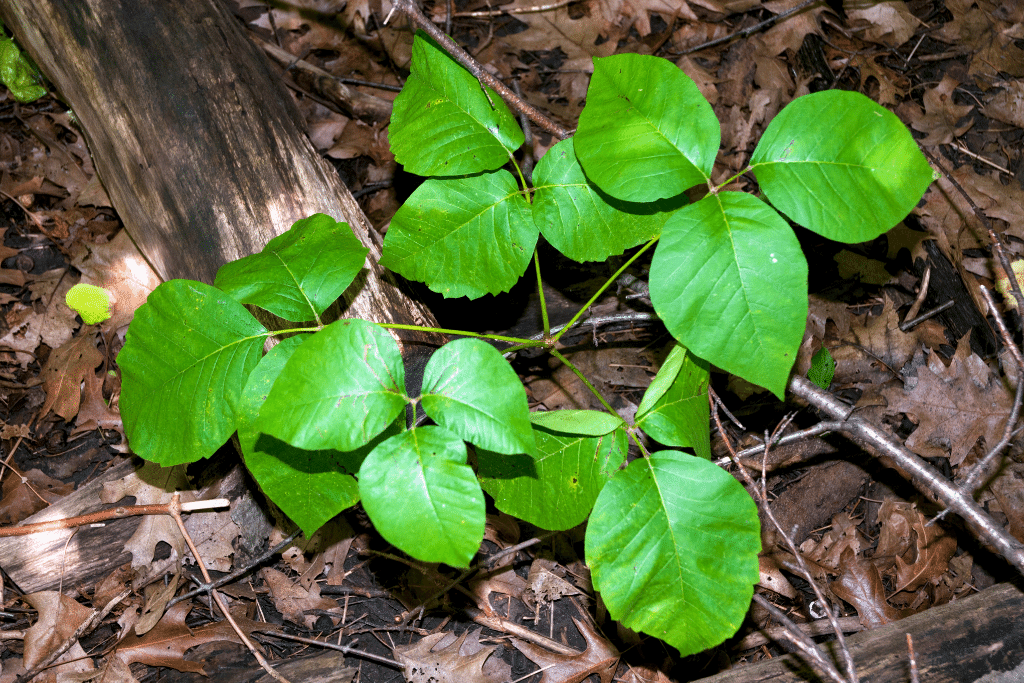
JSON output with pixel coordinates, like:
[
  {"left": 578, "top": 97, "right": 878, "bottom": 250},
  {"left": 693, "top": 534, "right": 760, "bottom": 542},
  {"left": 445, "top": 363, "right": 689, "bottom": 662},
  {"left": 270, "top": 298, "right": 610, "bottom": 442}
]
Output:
[
  {"left": 549, "top": 347, "right": 618, "bottom": 418},
  {"left": 379, "top": 323, "right": 545, "bottom": 347},
  {"left": 551, "top": 237, "right": 658, "bottom": 345},
  {"left": 715, "top": 165, "right": 753, "bottom": 192},
  {"left": 533, "top": 250, "right": 550, "bottom": 337}
]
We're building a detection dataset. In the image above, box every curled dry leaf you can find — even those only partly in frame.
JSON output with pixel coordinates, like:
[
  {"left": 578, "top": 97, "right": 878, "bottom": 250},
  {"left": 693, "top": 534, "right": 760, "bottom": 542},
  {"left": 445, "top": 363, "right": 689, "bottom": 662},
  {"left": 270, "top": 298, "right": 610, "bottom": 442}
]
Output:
[
  {"left": 831, "top": 547, "right": 901, "bottom": 629},
  {"left": 512, "top": 617, "right": 619, "bottom": 683},
  {"left": 392, "top": 627, "right": 512, "bottom": 683},
  {"left": 0, "top": 468, "right": 73, "bottom": 524},
  {"left": 877, "top": 500, "right": 957, "bottom": 593},
  {"left": 106, "top": 601, "right": 260, "bottom": 683},
  {"left": 259, "top": 567, "right": 340, "bottom": 628},
  {"left": 21, "top": 591, "right": 93, "bottom": 670},
  {"left": 100, "top": 461, "right": 191, "bottom": 569}
]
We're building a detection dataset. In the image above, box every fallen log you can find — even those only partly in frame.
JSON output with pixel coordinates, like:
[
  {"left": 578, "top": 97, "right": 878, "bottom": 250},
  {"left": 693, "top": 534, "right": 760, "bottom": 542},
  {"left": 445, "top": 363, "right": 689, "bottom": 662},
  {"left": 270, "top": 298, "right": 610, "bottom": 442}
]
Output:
[
  {"left": 697, "top": 582, "right": 1024, "bottom": 683},
  {"left": 0, "top": 0, "right": 438, "bottom": 346}
]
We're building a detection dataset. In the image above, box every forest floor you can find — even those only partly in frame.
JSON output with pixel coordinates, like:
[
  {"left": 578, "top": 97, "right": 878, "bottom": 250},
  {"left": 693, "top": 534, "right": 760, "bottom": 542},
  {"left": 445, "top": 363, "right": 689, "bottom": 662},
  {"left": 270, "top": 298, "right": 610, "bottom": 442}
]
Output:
[{"left": 0, "top": 0, "right": 1023, "bottom": 681}]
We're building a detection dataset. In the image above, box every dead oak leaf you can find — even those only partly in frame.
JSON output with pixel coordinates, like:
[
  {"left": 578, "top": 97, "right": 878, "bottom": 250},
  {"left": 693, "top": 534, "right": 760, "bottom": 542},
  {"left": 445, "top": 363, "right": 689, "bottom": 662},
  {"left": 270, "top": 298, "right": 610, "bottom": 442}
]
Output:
[
  {"left": 832, "top": 547, "right": 901, "bottom": 629},
  {"left": 882, "top": 346, "right": 1011, "bottom": 465},
  {"left": 392, "top": 628, "right": 511, "bottom": 683},
  {"left": 259, "top": 567, "right": 339, "bottom": 628},
  {"left": 39, "top": 333, "right": 103, "bottom": 422},
  {"left": 21, "top": 591, "right": 94, "bottom": 670},
  {"left": 512, "top": 617, "right": 619, "bottom": 683},
  {"left": 908, "top": 75, "right": 975, "bottom": 146},
  {"left": 108, "top": 601, "right": 254, "bottom": 681},
  {"left": 0, "top": 468, "right": 73, "bottom": 524},
  {"left": 100, "top": 461, "right": 192, "bottom": 569}
]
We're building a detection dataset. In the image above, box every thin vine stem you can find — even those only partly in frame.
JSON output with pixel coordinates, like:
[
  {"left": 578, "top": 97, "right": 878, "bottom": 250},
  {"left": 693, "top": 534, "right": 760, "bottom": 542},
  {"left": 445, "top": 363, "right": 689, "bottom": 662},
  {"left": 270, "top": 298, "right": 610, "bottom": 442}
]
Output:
[
  {"left": 379, "top": 323, "right": 544, "bottom": 347},
  {"left": 549, "top": 347, "right": 618, "bottom": 418},
  {"left": 550, "top": 237, "right": 659, "bottom": 345},
  {"left": 533, "top": 249, "right": 550, "bottom": 337}
]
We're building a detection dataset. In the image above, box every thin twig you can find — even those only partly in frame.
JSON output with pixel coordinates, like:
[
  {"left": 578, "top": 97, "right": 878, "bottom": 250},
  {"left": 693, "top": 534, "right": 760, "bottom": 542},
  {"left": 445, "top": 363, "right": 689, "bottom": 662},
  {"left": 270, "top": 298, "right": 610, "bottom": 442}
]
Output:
[
  {"left": 389, "top": 0, "right": 572, "bottom": 140},
  {"left": 751, "top": 594, "right": 849, "bottom": 683},
  {"left": 677, "top": 0, "right": 823, "bottom": 55},
  {"left": 788, "top": 375, "right": 1024, "bottom": 576},
  {"left": 0, "top": 498, "right": 229, "bottom": 537},
  {"left": 904, "top": 265, "right": 930, "bottom": 321},
  {"left": 168, "top": 528, "right": 302, "bottom": 608},
  {"left": 168, "top": 495, "right": 292, "bottom": 683},
  {"left": 449, "top": 0, "right": 574, "bottom": 18},
  {"left": 714, "top": 420, "right": 846, "bottom": 469},
  {"left": 714, "top": 406, "right": 858, "bottom": 683},
  {"left": 259, "top": 631, "right": 402, "bottom": 668}
]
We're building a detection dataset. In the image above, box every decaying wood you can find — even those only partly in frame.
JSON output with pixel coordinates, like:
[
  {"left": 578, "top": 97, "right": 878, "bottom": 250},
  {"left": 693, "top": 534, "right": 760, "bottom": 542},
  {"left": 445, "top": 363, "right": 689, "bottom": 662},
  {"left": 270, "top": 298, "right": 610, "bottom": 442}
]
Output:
[
  {"left": 696, "top": 582, "right": 1024, "bottom": 683},
  {"left": 0, "top": 456, "right": 257, "bottom": 594},
  {"left": 0, "top": 0, "right": 439, "bottom": 349},
  {"left": 0, "top": 458, "right": 139, "bottom": 594}
]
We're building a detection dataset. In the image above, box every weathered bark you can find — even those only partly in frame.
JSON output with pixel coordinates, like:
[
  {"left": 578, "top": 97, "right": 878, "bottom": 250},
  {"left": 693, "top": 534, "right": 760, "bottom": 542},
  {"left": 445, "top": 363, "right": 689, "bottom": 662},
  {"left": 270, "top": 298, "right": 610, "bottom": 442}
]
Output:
[
  {"left": 0, "top": 0, "right": 439, "bottom": 349},
  {"left": 696, "top": 582, "right": 1024, "bottom": 683}
]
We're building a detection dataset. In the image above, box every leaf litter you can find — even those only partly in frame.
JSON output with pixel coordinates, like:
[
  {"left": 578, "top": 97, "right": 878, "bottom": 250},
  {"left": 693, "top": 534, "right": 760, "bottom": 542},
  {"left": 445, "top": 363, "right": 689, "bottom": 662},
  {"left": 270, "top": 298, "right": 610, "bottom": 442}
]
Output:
[{"left": 0, "top": 0, "right": 1023, "bottom": 681}]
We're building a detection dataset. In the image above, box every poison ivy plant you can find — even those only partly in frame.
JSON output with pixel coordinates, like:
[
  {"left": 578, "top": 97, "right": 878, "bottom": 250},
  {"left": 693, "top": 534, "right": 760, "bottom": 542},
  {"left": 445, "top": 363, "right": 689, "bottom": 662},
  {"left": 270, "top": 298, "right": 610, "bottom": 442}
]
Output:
[{"left": 117, "top": 37, "right": 935, "bottom": 661}]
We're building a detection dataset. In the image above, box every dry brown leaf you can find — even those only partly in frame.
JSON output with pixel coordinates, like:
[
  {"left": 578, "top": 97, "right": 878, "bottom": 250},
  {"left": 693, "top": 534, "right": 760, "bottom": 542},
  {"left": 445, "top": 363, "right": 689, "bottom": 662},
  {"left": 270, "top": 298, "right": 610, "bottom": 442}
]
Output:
[
  {"left": 27, "top": 269, "right": 79, "bottom": 350},
  {"left": 260, "top": 567, "right": 340, "bottom": 628},
  {"left": 991, "top": 462, "right": 1024, "bottom": 542},
  {"left": 39, "top": 333, "right": 103, "bottom": 422},
  {"left": 984, "top": 81, "right": 1024, "bottom": 128},
  {"left": 21, "top": 592, "right": 94, "bottom": 670},
  {"left": 470, "top": 564, "right": 529, "bottom": 608},
  {"left": 0, "top": 468, "right": 73, "bottom": 524},
  {"left": 0, "top": 303, "right": 43, "bottom": 368},
  {"left": 99, "top": 461, "right": 192, "bottom": 569},
  {"left": 109, "top": 601, "right": 255, "bottom": 680},
  {"left": 875, "top": 499, "right": 957, "bottom": 593},
  {"left": 882, "top": 338, "right": 1011, "bottom": 464},
  {"left": 907, "top": 75, "right": 974, "bottom": 146},
  {"left": 392, "top": 628, "right": 512, "bottom": 683},
  {"left": 933, "top": 0, "right": 1024, "bottom": 78},
  {"left": 512, "top": 617, "right": 619, "bottom": 683},
  {"left": 527, "top": 558, "right": 583, "bottom": 606},
  {"left": 847, "top": 0, "right": 919, "bottom": 47},
  {"left": 832, "top": 547, "right": 901, "bottom": 628},
  {"left": 71, "top": 368, "right": 123, "bottom": 439},
  {"left": 830, "top": 295, "right": 917, "bottom": 388}
]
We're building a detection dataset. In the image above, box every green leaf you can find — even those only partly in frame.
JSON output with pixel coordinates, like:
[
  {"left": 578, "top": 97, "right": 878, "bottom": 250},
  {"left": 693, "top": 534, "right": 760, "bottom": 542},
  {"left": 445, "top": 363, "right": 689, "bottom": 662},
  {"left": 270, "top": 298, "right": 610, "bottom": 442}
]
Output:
[
  {"left": 636, "top": 347, "right": 711, "bottom": 458},
  {"left": 238, "top": 336, "right": 400, "bottom": 537},
  {"left": 585, "top": 450, "right": 760, "bottom": 656},
  {"left": 479, "top": 426, "right": 627, "bottom": 531},
  {"left": 529, "top": 409, "right": 624, "bottom": 437},
  {"left": 258, "top": 319, "right": 407, "bottom": 451},
  {"left": 574, "top": 53, "right": 719, "bottom": 203},
  {"left": 381, "top": 171, "right": 537, "bottom": 299},
  {"left": 808, "top": 345, "right": 836, "bottom": 390},
  {"left": 119, "top": 280, "right": 268, "bottom": 466},
  {"left": 649, "top": 192, "right": 808, "bottom": 398},
  {"left": 359, "top": 426, "right": 484, "bottom": 567},
  {"left": 65, "top": 283, "right": 112, "bottom": 325},
  {"left": 389, "top": 32, "right": 524, "bottom": 176},
  {"left": 532, "top": 138, "right": 683, "bottom": 262},
  {"left": 0, "top": 25, "right": 46, "bottom": 103},
  {"left": 750, "top": 90, "right": 935, "bottom": 243},
  {"left": 420, "top": 338, "right": 536, "bottom": 455},
  {"left": 214, "top": 214, "right": 368, "bottom": 322}
]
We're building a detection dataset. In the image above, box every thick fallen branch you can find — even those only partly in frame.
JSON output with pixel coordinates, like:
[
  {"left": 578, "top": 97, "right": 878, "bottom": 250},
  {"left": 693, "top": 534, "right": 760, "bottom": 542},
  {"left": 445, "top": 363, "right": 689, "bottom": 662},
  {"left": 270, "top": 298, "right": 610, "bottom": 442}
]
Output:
[{"left": 787, "top": 375, "right": 1024, "bottom": 576}]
